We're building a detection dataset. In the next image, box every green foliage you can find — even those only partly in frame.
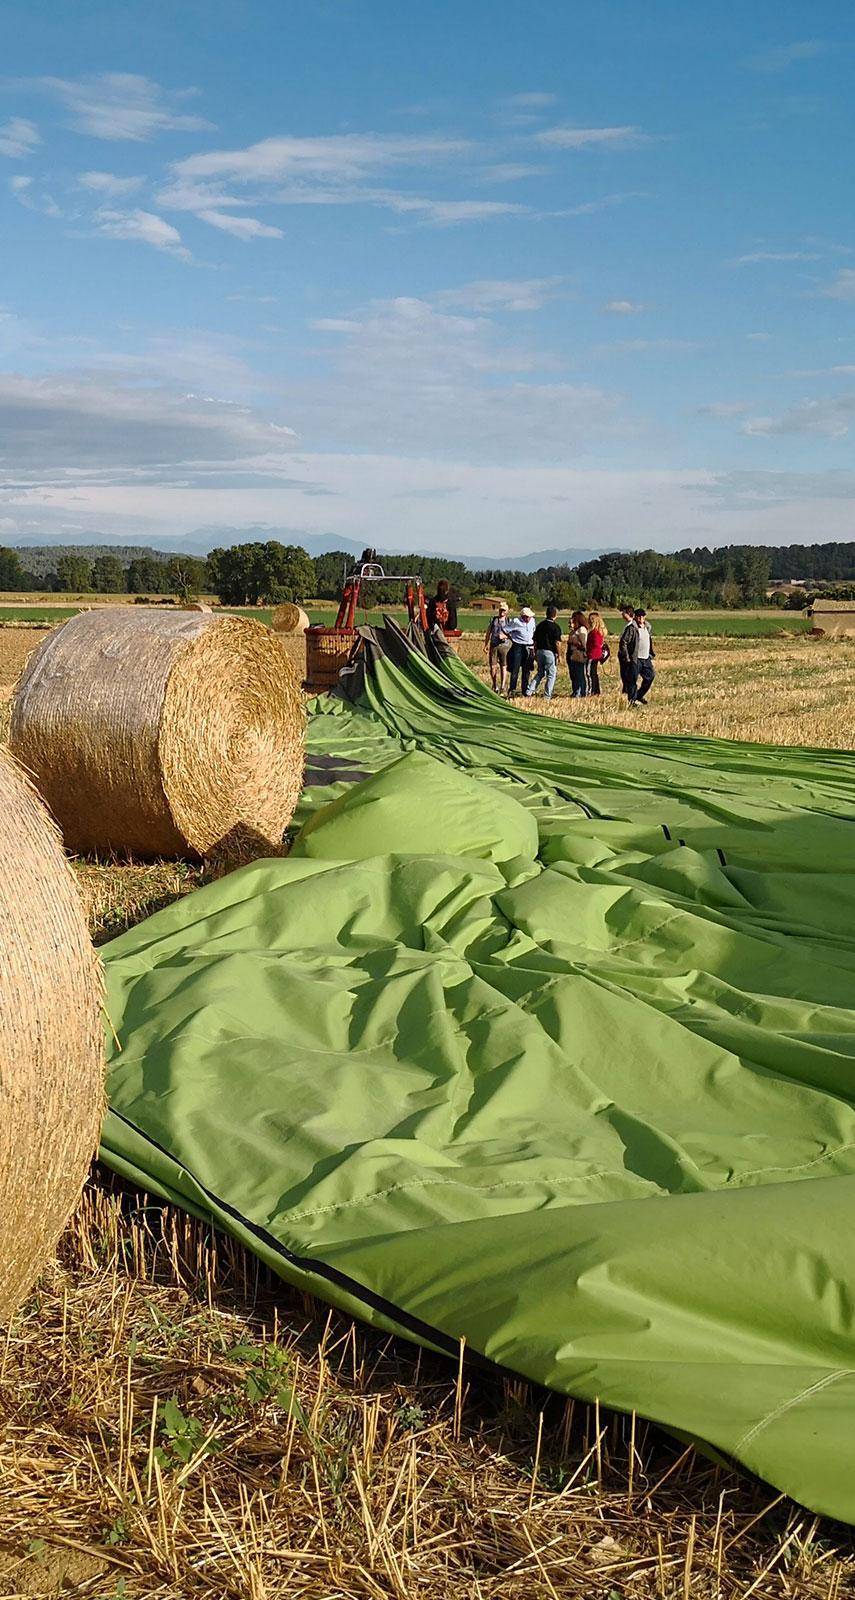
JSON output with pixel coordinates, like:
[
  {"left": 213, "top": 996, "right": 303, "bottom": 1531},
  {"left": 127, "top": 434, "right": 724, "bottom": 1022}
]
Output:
[
  {"left": 207, "top": 541, "right": 315, "bottom": 605},
  {"left": 92, "top": 553, "right": 126, "bottom": 593},
  {"left": 164, "top": 554, "right": 209, "bottom": 601},
  {"left": 155, "top": 1396, "right": 219, "bottom": 1470},
  {"left": 227, "top": 1341, "right": 309, "bottom": 1427},
  {"left": 0, "top": 546, "right": 27, "bottom": 590},
  {"left": 56, "top": 552, "right": 94, "bottom": 591},
  {"left": 127, "top": 555, "right": 166, "bottom": 592}
]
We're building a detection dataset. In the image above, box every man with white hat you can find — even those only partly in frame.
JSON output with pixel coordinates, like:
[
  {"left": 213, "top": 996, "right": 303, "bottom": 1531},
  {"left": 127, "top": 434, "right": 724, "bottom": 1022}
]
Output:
[{"left": 504, "top": 605, "right": 536, "bottom": 697}]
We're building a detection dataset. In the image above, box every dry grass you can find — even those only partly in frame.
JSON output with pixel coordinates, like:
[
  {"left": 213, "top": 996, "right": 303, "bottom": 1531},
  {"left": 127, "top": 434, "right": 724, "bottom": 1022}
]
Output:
[
  {"left": 2, "top": 626, "right": 855, "bottom": 1594},
  {"left": 1, "top": 1188, "right": 852, "bottom": 1599},
  {"left": 461, "top": 633, "right": 855, "bottom": 748}
]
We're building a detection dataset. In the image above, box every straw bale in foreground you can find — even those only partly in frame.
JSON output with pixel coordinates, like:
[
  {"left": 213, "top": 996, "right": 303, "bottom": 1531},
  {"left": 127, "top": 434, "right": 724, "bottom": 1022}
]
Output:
[
  {"left": 0, "top": 750, "right": 103, "bottom": 1322},
  {"left": 272, "top": 602, "right": 310, "bottom": 634},
  {"left": 10, "top": 607, "right": 305, "bottom": 859}
]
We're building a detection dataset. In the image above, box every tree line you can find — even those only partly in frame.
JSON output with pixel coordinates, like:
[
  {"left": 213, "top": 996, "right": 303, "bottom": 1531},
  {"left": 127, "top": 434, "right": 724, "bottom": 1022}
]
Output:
[{"left": 3, "top": 538, "right": 855, "bottom": 609}]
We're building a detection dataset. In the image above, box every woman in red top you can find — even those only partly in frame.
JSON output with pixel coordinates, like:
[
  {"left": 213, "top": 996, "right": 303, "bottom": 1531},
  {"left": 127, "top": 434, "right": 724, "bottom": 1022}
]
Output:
[{"left": 586, "top": 610, "right": 607, "bottom": 697}]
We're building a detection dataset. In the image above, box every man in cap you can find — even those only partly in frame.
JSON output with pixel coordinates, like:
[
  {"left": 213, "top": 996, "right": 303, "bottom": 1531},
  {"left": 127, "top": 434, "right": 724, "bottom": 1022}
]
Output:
[{"left": 505, "top": 605, "right": 536, "bottom": 697}]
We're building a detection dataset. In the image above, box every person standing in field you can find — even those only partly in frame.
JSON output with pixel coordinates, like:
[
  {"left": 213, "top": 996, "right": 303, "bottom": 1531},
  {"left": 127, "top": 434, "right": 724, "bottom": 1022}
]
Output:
[
  {"left": 484, "top": 601, "right": 511, "bottom": 693},
  {"left": 633, "top": 607, "right": 655, "bottom": 704},
  {"left": 567, "top": 610, "right": 589, "bottom": 698},
  {"left": 427, "top": 579, "right": 458, "bottom": 633},
  {"left": 586, "top": 610, "right": 608, "bottom": 697},
  {"left": 617, "top": 603, "right": 639, "bottom": 701},
  {"left": 505, "top": 606, "right": 536, "bottom": 697},
  {"left": 527, "top": 603, "right": 562, "bottom": 700}
]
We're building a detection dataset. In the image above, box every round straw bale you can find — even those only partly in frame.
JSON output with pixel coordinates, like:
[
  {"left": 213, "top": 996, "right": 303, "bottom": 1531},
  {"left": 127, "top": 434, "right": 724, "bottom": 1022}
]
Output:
[
  {"left": 0, "top": 749, "right": 103, "bottom": 1323},
  {"left": 272, "top": 602, "right": 310, "bottom": 634},
  {"left": 184, "top": 602, "right": 213, "bottom": 613},
  {"left": 10, "top": 608, "right": 305, "bottom": 859}
]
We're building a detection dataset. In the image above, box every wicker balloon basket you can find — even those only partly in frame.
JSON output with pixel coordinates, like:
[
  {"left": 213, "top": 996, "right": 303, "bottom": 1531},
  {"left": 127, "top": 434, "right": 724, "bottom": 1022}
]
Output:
[{"left": 305, "top": 626, "right": 356, "bottom": 692}]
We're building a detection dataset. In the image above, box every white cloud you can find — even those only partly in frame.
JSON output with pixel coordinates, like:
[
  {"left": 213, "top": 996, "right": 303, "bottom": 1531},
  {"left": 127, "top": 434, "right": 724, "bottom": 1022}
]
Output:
[
  {"left": 600, "top": 338, "right": 700, "bottom": 354},
  {"left": 9, "top": 174, "right": 32, "bottom": 193},
  {"left": 732, "top": 249, "right": 821, "bottom": 264},
  {"left": 78, "top": 170, "right": 145, "bottom": 196},
  {"left": 561, "top": 190, "right": 647, "bottom": 217},
  {"left": 696, "top": 401, "right": 751, "bottom": 417},
  {"left": 291, "top": 295, "right": 627, "bottom": 455},
  {"left": 503, "top": 93, "right": 558, "bottom": 109},
  {"left": 479, "top": 163, "right": 547, "bottom": 184},
  {"left": 0, "top": 118, "right": 40, "bottom": 159},
  {"left": 196, "top": 209, "right": 283, "bottom": 240},
  {"left": 174, "top": 132, "right": 468, "bottom": 183},
  {"left": 0, "top": 370, "right": 292, "bottom": 477},
  {"left": 34, "top": 74, "right": 212, "bottom": 141},
  {"left": 380, "top": 194, "right": 525, "bottom": 225},
  {"left": 742, "top": 396, "right": 855, "bottom": 439},
  {"left": 821, "top": 268, "right": 855, "bottom": 301},
  {"left": 746, "top": 40, "right": 826, "bottom": 73},
  {"left": 433, "top": 277, "right": 566, "bottom": 311},
  {"left": 95, "top": 207, "right": 191, "bottom": 260},
  {"left": 535, "top": 125, "right": 648, "bottom": 150},
  {"left": 602, "top": 299, "right": 645, "bottom": 315}
]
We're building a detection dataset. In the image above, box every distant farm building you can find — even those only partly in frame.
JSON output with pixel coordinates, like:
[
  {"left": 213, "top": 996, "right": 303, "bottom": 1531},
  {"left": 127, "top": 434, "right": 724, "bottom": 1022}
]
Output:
[
  {"left": 808, "top": 599, "right": 855, "bottom": 637},
  {"left": 470, "top": 595, "right": 508, "bottom": 611}
]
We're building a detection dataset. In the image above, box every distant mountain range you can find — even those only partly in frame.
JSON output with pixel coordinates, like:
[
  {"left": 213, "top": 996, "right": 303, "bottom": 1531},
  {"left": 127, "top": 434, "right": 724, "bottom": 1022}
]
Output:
[{"left": 12, "top": 529, "right": 610, "bottom": 574}]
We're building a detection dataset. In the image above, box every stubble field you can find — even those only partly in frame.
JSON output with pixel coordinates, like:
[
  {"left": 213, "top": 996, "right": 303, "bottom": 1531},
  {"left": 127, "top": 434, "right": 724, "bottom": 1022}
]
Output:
[{"left": 1, "top": 624, "right": 854, "bottom": 1598}]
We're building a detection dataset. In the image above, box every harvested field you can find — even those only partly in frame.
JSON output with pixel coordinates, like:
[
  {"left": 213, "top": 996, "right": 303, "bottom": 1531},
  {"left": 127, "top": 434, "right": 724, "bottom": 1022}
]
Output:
[{"left": 2, "top": 627, "right": 855, "bottom": 1595}]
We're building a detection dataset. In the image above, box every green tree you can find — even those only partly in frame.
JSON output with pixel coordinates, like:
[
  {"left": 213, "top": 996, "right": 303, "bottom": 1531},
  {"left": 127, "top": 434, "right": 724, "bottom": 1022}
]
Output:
[
  {"left": 92, "top": 553, "right": 125, "bottom": 593},
  {"left": 56, "top": 553, "right": 94, "bottom": 592},
  {"left": 733, "top": 549, "right": 771, "bottom": 606},
  {"left": 207, "top": 542, "right": 314, "bottom": 605},
  {"left": 164, "top": 555, "right": 210, "bottom": 601},
  {"left": 0, "top": 547, "right": 26, "bottom": 590},
  {"left": 127, "top": 556, "right": 164, "bottom": 593}
]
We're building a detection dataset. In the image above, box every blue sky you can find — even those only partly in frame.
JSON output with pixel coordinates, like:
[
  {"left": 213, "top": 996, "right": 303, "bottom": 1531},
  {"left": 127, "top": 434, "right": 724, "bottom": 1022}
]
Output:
[{"left": 1, "top": 0, "right": 854, "bottom": 557}]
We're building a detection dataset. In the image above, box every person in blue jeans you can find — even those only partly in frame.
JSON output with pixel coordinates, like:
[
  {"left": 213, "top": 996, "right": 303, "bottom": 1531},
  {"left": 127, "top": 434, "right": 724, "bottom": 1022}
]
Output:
[
  {"left": 567, "top": 610, "right": 589, "bottom": 698},
  {"left": 526, "top": 604, "right": 562, "bottom": 700},
  {"left": 505, "top": 607, "right": 536, "bottom": 696},
  {"left": 632, "top": 607, "right": 655, "bottom": 704}
]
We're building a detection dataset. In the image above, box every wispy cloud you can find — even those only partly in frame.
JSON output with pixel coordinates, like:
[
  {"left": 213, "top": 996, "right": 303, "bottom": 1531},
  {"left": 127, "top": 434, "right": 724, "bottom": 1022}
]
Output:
[
  {"left": 196, "top": 209, "right": 283, "bottom": 239},
  {"left": 503, "top": 92, "right": 558, "bottom": 109},
  {"left": 78, "top": 170, "right": 145, "bottom": 196},
  {"left": 95, "top": 207, "right": 191, "bottom": 260},
  {"left": 174, "top": 132, "right": 468, "bottom": 182},
  {"left": 820, "top": 267, "right": 855, "bottom": 301},
  {"left": 32, "top": 74, "right": 212, "bottom": 141},
  {"left": 746, "top": 40, "right": 826, "bottom": 73},
  {"left": 478, "top": 162, "right": 547, "bottom": 184},
  {"left": 433, "top": 277, "right": 567, "bottom": 312},
  {"left": 535, "top": 125, "right": 649, "bottom": 150},
  {"left": 0, "top": 117, "right": 40, "bottom": 158},
  {"left": 732, "top": 249, "right": 822, "bottom": 264},
  {"left": 696, "top": 400, "right": 751, "bottom": 417},
  {"left": 159, "top": 172, "right": 525, "bottom": 230},
  {"left": 9, "top": 174, "right": 32, "bottom": 194},
  {"left": 602, "top": 299, "right": 645, "bottom": 315},
  {"left": 742, "top": 396, "right": 855, "bottom": 438}
]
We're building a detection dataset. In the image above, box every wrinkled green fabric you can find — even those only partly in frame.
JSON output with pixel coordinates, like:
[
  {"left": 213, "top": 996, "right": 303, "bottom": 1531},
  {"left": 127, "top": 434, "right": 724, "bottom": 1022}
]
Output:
[{"left": 101, "top": 637, "right": 855, "bottom": 1523}]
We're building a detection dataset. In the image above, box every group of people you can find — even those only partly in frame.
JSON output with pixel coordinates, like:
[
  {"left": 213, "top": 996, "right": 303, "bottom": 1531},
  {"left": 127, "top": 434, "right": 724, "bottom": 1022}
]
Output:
[{"left": 484, "top": 600, "right": 655, "bottom": 705}]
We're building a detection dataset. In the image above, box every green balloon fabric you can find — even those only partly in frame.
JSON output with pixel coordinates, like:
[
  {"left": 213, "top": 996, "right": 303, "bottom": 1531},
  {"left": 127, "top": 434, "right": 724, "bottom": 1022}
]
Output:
[
  {"left": 292, "top": 749, "right": 539, "bottom": 865},
  {"left": 101, "top": 631, "right": 855, "bottom": 1524}
]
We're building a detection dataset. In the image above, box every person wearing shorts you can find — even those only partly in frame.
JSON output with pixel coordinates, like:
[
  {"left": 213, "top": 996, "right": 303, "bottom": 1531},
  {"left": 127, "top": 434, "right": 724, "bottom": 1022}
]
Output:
[{"left": 484, "top": 602, "right": 511, "bottom": 692}]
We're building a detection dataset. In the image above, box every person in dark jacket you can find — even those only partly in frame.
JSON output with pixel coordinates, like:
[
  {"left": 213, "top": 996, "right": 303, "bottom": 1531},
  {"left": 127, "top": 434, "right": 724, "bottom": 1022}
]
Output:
[
  {"left": 617, "top": 604, "right": 639, "bottom": 700},
  {"left": 427, "top": 579, "right": 458, "bottom": 632},
  {"left": 526, "top": 604, "right": 563, "bottom": 699},
  {"left": 633, "top": 607, "right": 655, "bottom": 705}
]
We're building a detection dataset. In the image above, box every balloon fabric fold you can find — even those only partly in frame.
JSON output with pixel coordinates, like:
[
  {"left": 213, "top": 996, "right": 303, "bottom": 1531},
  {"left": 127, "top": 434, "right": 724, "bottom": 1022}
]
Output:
[{"left": 101, "top": 624, "right": 855, "bottom": 1523}]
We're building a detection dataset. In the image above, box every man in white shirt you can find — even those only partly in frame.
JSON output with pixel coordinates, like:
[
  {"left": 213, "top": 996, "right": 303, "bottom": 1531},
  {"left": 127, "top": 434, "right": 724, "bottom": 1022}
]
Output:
[
  {"left": 505, "top": 606, "right": 536, "bottom": 696},
  {"left": 633, "top": 608, "right": 655, "bottom": 705}
]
